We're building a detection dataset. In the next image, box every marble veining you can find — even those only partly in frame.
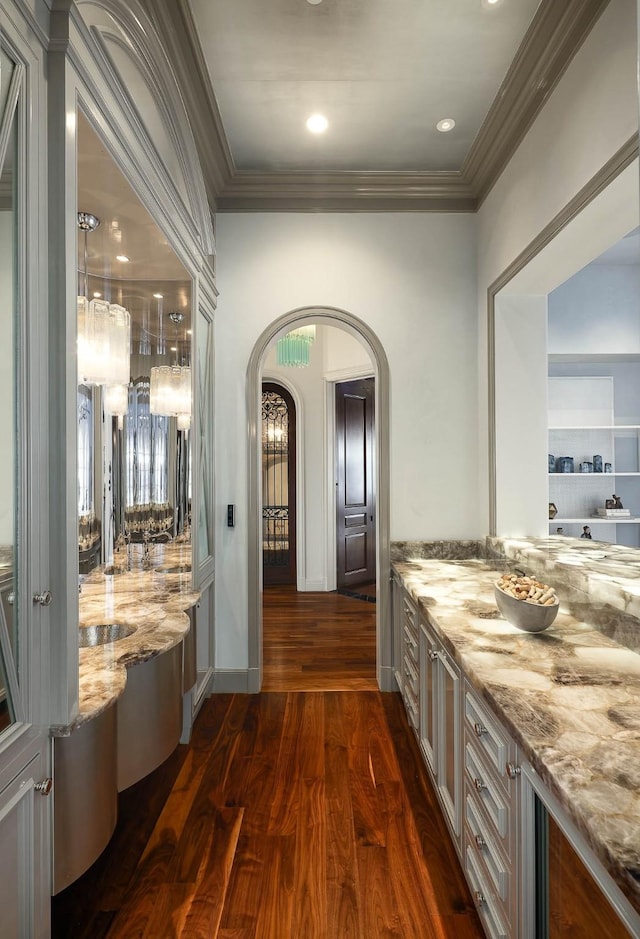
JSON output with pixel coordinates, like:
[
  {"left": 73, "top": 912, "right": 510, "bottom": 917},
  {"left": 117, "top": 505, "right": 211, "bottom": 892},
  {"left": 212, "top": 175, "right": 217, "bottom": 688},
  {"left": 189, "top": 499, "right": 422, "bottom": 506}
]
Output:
[
  {"left": 393, "top": 556, "right": 640, "bottom": 915},
  {"left": 391, "top": 540, "right": 487, "bottom": 562},
  {"left": 51, "top": 544, "right": 199, "bottom": 737}
]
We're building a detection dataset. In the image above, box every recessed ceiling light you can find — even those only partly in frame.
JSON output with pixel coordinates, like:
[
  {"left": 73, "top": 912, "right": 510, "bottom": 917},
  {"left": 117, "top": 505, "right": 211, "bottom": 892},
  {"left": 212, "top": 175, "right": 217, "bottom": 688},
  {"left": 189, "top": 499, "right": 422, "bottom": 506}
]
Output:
[
  {"left": 306, "top": 113, "right": 328, "bottom": 134},
  {"left": 187, "top": 329, "right": 192, "bottom": 335},
  {"left": 306, "top": 0, "right": 323, "bottom": 4},
  {"left": 153, "top": 292, "right": 163, "bottom": 299},
  {"left": 436, "top": 118, "right": 456, "bottom": 133},
  {"left": 482, "top": 0, "right": 504, "bottom": 8},
  {"left": 93, "top": 291, "right": 101, "bottom": 298},
  {"left": 116, "top": 254, "right": 129, "bottom": 263},
  {"left": 170, "top": 346, "right": 178, "bottom": 352}
]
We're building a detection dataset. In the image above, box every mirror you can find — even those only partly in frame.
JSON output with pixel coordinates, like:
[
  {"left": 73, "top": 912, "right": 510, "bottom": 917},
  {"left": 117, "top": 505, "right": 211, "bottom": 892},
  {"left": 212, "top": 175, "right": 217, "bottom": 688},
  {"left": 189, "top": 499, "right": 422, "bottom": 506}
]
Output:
[{"left": 76, "top": 111, "right": 193, "bottom": 571}]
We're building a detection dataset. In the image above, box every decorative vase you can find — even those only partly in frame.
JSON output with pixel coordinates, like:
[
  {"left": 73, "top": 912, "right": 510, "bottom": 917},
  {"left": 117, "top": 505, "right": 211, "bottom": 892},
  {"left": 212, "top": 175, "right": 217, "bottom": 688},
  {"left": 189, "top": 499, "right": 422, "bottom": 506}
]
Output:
[{"left": 548, "top": 502, "right": 558, "bottom": 519}]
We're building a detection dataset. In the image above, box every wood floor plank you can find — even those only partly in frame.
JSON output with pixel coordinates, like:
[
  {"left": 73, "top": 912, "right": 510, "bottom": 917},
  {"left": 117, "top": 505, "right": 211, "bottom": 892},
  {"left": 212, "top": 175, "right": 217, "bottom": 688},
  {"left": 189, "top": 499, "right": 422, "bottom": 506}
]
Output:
[{"left": 53, "top": 590, "right": 485, "bottom": 939}]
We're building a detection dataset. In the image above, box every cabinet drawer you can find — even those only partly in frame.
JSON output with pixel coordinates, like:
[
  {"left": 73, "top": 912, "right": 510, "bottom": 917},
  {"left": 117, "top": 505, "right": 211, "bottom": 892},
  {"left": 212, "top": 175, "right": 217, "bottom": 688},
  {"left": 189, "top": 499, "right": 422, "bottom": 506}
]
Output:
[
  {"left": 465, "top": 743, "right": 510, "bottom": 845},
  {"left": 466, "top": 847, "right": 509, "bottom": 939},
  {"left": 403, "top": 652, "right": 419, "bottom": 698},
  {"left": 403, "top": 624, "right": 418, "bottom": 664},
  {"left": 402, "top": 593, "right": 418, "bottom": 629},
  {"left": 465, "top": 793, "right": 510, "bottom": 903},
  {"left": 464, "top": 687, "right": 513, "bottom": 787}
]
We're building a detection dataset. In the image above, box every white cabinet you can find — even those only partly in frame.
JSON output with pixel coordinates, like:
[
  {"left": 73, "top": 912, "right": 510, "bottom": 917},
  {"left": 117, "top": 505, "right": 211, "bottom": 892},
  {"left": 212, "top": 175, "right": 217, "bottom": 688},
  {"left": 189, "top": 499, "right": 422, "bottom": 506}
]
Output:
[
  {"left": 399, "top": 589, "right": 419, "bottom": 734},
  {"left": 462, "top": 683, "right": 520, "bottom": 938},
  {"left": 548, "top": 375, "right": 640, "bottom": 544},
  {"left": 391, "top": 569, "right": 404, "bottom": 693},
  {"left": 418, "top": 613, "right": 462, "bottom": 847}
]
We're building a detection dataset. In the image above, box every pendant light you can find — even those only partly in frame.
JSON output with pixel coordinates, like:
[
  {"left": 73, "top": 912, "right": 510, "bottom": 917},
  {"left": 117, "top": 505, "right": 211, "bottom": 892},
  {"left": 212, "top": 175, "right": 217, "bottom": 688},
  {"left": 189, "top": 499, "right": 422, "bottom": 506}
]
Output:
[
  {"left": 276, "top": 325, "right": 316, "bottom": 367},
  {"left": 150, "top": 311, "right": 192, "bottom": 427},
  {"left": 77, "top": 212, "right": 131, "bottom": 386}
]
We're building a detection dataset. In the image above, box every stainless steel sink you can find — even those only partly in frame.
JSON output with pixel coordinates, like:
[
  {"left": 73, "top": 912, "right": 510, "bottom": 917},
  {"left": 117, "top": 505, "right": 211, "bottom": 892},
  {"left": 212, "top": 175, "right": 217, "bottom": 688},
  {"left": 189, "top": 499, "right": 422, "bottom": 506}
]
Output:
[
  {"left": 154, "top": 565, "right": 191, "bottom": 575},
  {"left": 79, "top": 623, "right": 137, "bottom": 648}
]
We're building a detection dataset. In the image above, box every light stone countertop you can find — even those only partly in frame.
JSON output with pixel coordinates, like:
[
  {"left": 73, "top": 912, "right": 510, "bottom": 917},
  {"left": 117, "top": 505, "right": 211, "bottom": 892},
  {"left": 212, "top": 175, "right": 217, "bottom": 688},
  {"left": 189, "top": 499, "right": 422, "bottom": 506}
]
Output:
[
  {"left": 393, "top": 555, "right": 640, "bottom": 917},
  {"left": 52, "top": 543, "right": 199, "bottom": 736}
]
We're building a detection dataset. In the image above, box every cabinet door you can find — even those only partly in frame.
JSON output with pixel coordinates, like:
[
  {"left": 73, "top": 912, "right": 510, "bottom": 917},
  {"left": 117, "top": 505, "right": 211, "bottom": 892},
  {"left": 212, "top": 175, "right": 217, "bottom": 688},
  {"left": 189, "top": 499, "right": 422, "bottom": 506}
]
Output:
[
  {"left": 419, "top": 618, "right": 438, "bottom": 776},
  {"left": 438, "top": 649, "right": 462, "bottom": 843},
  {"left": 391, "top": 573, "right": 403, "bottom": 692},
  {"left": 0, "top": 17, "right": 51, "bottom": 937}
]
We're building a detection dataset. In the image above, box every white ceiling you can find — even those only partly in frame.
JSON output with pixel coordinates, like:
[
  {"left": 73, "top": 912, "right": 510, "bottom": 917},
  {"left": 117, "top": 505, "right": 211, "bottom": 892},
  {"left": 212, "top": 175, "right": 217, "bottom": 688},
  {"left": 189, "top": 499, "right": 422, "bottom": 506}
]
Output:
[{"left": 188, "top": 0, "right": 541, "bottom": 173}]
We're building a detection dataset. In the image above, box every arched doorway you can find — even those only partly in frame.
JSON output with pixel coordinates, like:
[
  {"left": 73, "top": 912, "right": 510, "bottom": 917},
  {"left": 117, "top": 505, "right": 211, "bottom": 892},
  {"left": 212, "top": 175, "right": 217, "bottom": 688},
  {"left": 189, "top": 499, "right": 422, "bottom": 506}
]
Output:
[
  {"left": 246, "top": 307, "right": 392, "bottom": 693},
  {"left": 261, "top": 382, "right": 297, "bottom": 586}
]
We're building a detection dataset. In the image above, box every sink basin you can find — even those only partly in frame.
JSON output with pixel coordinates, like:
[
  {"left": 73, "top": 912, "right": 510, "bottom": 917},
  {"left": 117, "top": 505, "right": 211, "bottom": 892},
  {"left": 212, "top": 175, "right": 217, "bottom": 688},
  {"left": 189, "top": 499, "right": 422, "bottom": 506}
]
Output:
[
  {"left": 154, "top": 565, "right": 191, "bottom": 575},
  {"left": 79, "top": 623, "right": 137, "bottom": 648}
]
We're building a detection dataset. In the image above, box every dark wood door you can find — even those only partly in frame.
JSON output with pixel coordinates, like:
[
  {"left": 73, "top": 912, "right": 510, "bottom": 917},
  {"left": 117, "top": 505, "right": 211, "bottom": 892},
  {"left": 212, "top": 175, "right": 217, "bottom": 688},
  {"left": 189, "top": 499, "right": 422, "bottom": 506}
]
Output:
[
  {"left": 336, "top": 378, "right": 376, "bottom": 589},
  {"left": 262, "top": 383, "right": 296, "bottom": 585}
]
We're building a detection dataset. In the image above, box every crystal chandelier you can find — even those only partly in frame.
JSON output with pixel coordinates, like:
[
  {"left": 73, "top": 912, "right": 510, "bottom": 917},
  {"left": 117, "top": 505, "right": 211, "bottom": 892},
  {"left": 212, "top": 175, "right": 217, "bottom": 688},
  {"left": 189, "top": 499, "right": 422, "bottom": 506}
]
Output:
[
  {"left": 77, "top": 212, "right": 131, "bottom": 386},
  {"left": 150, "top": 311, "right": 192, "bottom": 427},
  {"left": 276, "top": 325, "right": 316, "bottom": 367}
]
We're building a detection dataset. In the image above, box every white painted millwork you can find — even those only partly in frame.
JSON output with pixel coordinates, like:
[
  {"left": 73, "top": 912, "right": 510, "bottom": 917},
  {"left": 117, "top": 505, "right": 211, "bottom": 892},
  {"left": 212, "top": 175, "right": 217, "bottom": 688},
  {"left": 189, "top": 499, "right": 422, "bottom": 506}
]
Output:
[{"left": 0, "top": 2, "right": 52, "bottom": 935}]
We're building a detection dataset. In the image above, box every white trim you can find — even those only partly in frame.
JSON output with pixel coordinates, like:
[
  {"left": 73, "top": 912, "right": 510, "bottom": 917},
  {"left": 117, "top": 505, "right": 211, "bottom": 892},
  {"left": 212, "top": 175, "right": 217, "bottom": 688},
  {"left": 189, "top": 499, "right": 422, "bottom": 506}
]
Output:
[
  {"left": 322, "top": 364, "right": 375, "bottom": 383},
  {"left": 262, "top": 372, "right": 306, "bottom": 592}
]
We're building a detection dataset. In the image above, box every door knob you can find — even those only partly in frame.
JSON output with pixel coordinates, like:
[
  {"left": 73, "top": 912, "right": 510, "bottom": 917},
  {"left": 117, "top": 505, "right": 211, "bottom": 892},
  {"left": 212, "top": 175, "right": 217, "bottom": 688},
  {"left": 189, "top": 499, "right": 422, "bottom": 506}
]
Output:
[
  {"left": 33, "top": 590, "right": 52, "bottom": 606},
  {"left": 34, "top": 778, "right": 52, "bottom": 796}
]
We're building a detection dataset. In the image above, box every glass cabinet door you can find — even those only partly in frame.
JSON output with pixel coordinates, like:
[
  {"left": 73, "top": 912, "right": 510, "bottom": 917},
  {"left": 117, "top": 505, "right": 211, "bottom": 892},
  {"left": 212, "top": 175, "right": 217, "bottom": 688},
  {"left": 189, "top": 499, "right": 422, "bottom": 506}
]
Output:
[{"left": 0, "top": 48, "right": 22, "bottom": 733}]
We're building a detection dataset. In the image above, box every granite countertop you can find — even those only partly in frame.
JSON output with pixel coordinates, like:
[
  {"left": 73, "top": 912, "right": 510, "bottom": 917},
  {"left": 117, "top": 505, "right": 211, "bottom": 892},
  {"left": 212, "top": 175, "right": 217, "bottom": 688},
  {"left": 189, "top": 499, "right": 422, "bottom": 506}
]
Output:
[
  {"left": 393, "top": 555, "right": 640, "bottom": 917},
  {"left": 53, "top": 543, "right": 199, "bottom": 736}
]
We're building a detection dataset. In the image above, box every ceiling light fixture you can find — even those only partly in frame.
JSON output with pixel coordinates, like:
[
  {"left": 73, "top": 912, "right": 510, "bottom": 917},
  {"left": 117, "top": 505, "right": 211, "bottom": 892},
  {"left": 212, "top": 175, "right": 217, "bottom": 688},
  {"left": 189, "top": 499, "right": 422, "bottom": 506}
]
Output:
[
  {"left": 481, "top": 0, "right": 504, "bottom": 8},
  {"left": 306, "top": 0, "right": 323, "bottom": 4},
  {"left": 77, "top": 212, "right": 131, "bottom": 387},
  {"left": 150, "top": 311, "right": 192, "bottom": 428},
  {"left": 306, "top": 113, "right": 328, "bottom": 134},
  {"left": 436, "top": 118, "right": 456, "bottom": 133},
  {"left": 153, "top": 292, "right": 163, "bottom": 299},
  {"left": 277, "top": 325, "right": 316, "bottom": 367},
  {"left": 116, "top": 254, "right": 129, "bottom": 263}
]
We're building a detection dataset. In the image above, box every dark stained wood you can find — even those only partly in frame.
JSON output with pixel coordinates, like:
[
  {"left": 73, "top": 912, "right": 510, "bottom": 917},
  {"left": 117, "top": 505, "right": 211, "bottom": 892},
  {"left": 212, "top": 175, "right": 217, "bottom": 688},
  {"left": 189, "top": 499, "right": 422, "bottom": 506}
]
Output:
[
  {"left": 52, "top": 691, "right": 484, "bottom": 939},
  {"left": 262, "top": 584, "right": 377, "bottom": 691},
  {"left": 53, "top": 597, "right": 482, "bottom": 938},
  {"left": 548, "top": 812, "right": 633, "bottom": 938},
  {"left": 336, "top": 378, "right": 376, "bottom": 589}
]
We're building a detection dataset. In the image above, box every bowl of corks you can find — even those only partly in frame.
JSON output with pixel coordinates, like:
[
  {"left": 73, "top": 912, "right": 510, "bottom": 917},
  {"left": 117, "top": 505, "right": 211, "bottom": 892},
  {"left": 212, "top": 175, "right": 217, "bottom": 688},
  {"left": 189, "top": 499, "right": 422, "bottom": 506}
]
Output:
[{"left": 494, "top": 573, "right": 559, "bottom": 633}]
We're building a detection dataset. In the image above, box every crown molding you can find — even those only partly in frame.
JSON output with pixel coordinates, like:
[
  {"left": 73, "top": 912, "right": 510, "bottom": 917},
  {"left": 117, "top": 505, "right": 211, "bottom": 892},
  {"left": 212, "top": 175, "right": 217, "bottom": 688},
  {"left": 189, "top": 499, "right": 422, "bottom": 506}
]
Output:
[
  {"left": 464, "top": 0, "right": 611, "bottom": 206},
  {"left": 216, "top": 170, "right": 476, "bottom": 212},
  {"left": 147, "top": 0, "right": 611, "bottom": 212}
]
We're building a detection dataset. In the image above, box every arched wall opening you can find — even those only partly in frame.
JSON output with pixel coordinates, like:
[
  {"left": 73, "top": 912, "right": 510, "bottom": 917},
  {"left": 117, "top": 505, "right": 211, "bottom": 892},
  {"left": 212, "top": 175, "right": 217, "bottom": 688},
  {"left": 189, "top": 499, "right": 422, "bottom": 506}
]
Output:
[{"left": 246, "top": 306, "right": 393, "bottom": 693}]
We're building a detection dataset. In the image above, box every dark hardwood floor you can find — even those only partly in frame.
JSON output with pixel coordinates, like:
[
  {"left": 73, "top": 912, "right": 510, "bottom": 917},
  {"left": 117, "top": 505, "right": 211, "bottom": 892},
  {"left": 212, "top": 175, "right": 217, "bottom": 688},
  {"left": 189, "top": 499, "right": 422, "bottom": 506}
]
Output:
[{"left": 51, "top": 588, "right": 484, "bottom": 939}]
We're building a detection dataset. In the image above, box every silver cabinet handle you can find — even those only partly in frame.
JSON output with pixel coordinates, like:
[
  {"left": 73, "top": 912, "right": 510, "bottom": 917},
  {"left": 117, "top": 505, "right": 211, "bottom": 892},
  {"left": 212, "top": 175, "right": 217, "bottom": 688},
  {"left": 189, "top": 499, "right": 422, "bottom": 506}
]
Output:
[
  {"left": 34, "top": 778, "right": 52, "bottom": 796},
  {"left": 428, "top": 650, "right": 438, "bottom": 661},
  {"left": 474, "top": 889, "right": 485, "bottom": 906},
  {"left": 474, "top": 833, "right": 485, "bottom": 849},
  {"left": 33, "top": 590, "right": 52, "bottom": 607},
  {"left": 6, "top": 591, "right": 14, "bottom": 605},
  {"left": 474, "top": 722, "right": 487, "bottom": 737},
  {"left": 473, "top": 777, "right": 487, "bottom": 791},
  {"left": 506, "top": 762, "right": 521, "bottom": 779}
]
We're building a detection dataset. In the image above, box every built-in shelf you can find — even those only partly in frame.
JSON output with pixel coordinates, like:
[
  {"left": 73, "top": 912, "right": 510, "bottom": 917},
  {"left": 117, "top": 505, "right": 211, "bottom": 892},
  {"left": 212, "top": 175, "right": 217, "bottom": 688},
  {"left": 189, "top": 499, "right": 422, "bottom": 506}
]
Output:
[
  {"left": 549, "top": 472, "right": 640, "bottom": 477},
  {"left": 551, "top": 517, "right": 640, "bottom": 524}
]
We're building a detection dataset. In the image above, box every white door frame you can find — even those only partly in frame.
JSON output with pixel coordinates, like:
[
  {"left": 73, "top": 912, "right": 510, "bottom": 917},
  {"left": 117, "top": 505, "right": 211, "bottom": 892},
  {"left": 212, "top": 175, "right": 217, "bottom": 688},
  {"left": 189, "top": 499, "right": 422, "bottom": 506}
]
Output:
[{"left": 247, "top": 307, "right": 392, "bottom": 693}]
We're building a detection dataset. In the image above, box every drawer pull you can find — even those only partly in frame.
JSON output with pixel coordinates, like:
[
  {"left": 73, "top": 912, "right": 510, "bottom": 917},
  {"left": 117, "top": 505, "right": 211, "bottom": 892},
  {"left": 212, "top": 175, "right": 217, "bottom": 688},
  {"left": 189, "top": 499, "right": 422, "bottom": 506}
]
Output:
[
  {"left": 428, "top": 650, "right": 439, "bottom": 662},
  {"left": 474, "top": 833, "right": 485, "bottom": 849},
  {"left": 473, "top": 777, "right": 487, "bottom": 792},
  {"left": 473, "top": 722, "right": 487, "bottom": 737},
  {"left": 505, "top": 762, "right": 521, "bottom": 779},
  {"left": 474, "top": 889, "right": 485, "bottom": 906}
]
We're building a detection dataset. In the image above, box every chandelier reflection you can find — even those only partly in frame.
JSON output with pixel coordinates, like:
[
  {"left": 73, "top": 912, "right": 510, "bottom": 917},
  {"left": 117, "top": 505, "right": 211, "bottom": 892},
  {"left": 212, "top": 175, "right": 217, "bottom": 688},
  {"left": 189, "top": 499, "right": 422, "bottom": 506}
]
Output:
[
  {"left": 77, "top": 212, "right": 131, "bottom": 387},
  {"left": 150, "top": 311, "right": 192, "bottom": 428}
]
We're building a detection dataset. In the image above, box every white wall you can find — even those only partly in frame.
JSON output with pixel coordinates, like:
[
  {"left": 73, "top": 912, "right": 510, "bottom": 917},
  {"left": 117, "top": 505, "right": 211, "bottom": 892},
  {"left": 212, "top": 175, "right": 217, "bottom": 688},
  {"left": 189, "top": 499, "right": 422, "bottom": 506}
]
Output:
[
  {"left": 477, "top": 0, "right": 639, "bottom": 534},
  {"left": 215, "top": 212, "right": 477, "bottom": 669},
  {"left": 548, "top": 262, "right": 640, "bottom": 355}
]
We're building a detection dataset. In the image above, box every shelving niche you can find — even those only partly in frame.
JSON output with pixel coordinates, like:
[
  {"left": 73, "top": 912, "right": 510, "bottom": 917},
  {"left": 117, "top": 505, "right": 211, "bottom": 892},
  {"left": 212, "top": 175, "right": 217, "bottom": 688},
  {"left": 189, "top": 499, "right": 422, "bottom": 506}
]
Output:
[{"left": 548, "top": 375, "right": 640, "bottom": 546}]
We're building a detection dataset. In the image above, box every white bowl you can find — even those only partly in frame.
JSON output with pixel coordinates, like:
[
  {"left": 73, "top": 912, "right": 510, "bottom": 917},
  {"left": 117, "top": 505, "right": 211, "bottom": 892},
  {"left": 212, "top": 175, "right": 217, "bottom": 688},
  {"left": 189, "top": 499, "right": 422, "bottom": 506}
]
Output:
[{"left": 494, "top": 582, "right": 559, "bottom": 633}]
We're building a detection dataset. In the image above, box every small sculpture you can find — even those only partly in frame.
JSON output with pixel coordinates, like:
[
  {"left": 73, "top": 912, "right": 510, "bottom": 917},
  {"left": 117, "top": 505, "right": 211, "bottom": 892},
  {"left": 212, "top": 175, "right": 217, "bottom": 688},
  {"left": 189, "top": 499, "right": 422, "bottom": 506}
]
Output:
[
  {"left": 606, "top": 495, "right": 624, "bottom": 510},
  {"left": 580, "top": 525, "right": 592, "bottom": 539},
  {"left": 548, "top": 502, "right": 557, "bottom": 519}
]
